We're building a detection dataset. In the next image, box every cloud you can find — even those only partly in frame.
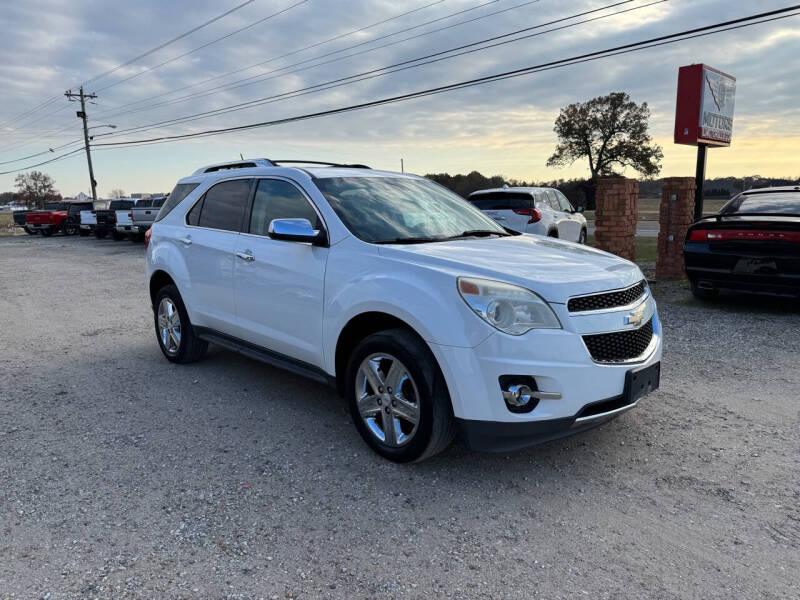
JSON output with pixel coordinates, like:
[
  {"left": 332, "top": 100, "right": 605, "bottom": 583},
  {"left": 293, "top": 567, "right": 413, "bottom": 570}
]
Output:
[{"left": 1, "top": 0, "right": 798, "bottom": 194}]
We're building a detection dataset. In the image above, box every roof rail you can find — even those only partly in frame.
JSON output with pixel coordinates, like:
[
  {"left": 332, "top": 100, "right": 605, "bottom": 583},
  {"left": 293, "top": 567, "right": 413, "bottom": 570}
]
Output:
[
  {"left": 192, "top": 158, "right": 275, "bottom": 175},
  {"left": 270, "top": 159, "right": 370, "bottom": 169}
]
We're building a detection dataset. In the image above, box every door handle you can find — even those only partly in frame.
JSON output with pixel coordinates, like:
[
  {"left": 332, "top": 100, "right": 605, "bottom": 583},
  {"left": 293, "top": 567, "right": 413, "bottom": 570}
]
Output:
[
  {"left": 236, "top": 251, "right": 255, "bottom": 262},
  {"left": 179, "top": 236, "right": 192, "bottom": 246}
]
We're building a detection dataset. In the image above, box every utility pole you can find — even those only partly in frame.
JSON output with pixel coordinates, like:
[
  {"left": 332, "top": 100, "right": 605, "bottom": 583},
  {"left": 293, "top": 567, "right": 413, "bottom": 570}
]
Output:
[{"left": 65, "top": 87, "right": 98, "bottom": 201}]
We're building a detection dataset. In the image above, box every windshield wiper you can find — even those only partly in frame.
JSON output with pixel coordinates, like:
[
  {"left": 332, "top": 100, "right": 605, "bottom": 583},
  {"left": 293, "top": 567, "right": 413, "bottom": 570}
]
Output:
[
  {"left": 445, "top": 229, "right": 510, "bottom": 240},
  {"left": 373, "top": 235, "right": 447, "bottom": 244}
]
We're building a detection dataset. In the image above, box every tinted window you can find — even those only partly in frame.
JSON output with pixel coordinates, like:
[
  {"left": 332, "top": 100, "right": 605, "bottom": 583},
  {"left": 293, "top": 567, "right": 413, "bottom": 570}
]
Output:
[
  {"left": 316, "top": 177, "right": 505, "bottom": 243},
  {"left": 196, "top": 179, "right": 252, "bottom": 232},
  {"left": 720, "top": 191, "right": 800, "bottom": 215},
  {"left": 152, "top": 197, "right": 166, "bottom": 208},
  {"left": 110, "top": 200, "right": 134, "bottom": 210},
  {"left": 543, "top": 190, "right": 560, "bottom": 211},
  {"left": 249, "top": 179, "right": 320, "bottom": 236},
  {"left": 136, "top": 199, "right": 153, "bottom": 208},
  {"left": 155, "top": 183, "right": 200, "bottom": 222},
  {"left": 186, "top": 198, "right": 203, "bottom": 226},
  {"left": 469, "top": 192, "right": 533, "bottom": 211},
  {"left": 44, "top": 203, "right": 67, "bottom": 210},
  {"left": 554, "top": 190, "right": 573, "bottom": 212}
]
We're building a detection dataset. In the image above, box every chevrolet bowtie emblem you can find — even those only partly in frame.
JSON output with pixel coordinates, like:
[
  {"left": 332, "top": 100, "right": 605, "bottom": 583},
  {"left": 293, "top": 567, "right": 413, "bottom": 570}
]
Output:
[{"left": 624, "top": 310, "right": 645, "bottom": 326}]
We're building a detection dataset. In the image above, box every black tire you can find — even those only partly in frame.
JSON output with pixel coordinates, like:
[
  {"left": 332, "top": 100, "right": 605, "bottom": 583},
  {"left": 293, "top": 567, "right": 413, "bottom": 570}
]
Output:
[
  {"left": 345, "top": 328, "right": 456, "bottom": 463},
  {"left": 153, "top": 284, "right": 208, "bottom": 364},
  {"left": 578, "top": 228, "right": 587, "bottom": 244},
  {"left": 24, "top": 227, "right": 38, "bottom": 235},
  {"left": 110, "top": 230, "right": 124, "bottom": 241},
  {"left": 547, "top": 230, "right": 558, "bottom": 238},
  {"left": 62, "top": 221, "right": 78, "bottom": 236},
  {"left": 690, "top": 280, "right": 719, "bottom": 301},
  {"left": 78, "top": 228, "right": 89, "bottom": 237},
  {"left": 94, "top": 230, "right": 108, "bottom": 239},
  {"left": 40, "top": 228, "right": 54, "bottom": 237}
]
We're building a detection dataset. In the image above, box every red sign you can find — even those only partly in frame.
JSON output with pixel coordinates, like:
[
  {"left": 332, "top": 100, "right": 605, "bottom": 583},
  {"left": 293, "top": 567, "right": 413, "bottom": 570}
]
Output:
[{"left": 674, "top": 64, "right": 736, "bottom": 147}]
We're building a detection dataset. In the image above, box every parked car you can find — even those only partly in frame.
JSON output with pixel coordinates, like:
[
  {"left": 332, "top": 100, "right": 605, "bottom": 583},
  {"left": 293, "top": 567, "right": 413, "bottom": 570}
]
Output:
[
  {"left": 129, "top": 196, "right": 166, "bottom": 241},
  {"left": 79, "top": 200, "right": 110, "bottom": 236},
  {"left": 685, "top": 186, "right": 800, "bottom": 300},
  {"left": 13, "top": 210, "right": 35, "bottom": 234},
  {"left": 93, "top": 199, "right": 136, "bottom": 240},
  {"left": 146, "top": 159, "right": 661, "bottom": 462},
  {"left": 25, "top": 201, "right": 93, "bottom": 236},
  {"left": 468, "top": 186, "right": 587, "bottom": 243}
]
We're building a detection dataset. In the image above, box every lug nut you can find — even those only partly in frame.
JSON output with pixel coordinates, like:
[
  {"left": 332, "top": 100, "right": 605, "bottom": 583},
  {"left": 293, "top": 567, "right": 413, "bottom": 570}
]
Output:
[
  {"left": 392, "top": 400, "right": 397, "bottom": 407},
  {"left": 377, "top": 398, "right": 382, "bottom": 405},
  {"left": 378, "top": 386, "right": 384, "bottom": 393},
  {"left": 387, "top": 387, "right": 393, "bottom": 394},
  {"left": 385, "top": 407, "right": 391, "bottom": 414}
]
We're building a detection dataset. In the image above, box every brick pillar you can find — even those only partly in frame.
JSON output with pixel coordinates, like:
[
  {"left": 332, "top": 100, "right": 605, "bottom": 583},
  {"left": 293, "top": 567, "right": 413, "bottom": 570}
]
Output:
[
  {"left": 594, "top": 177, "right": 638, "bottom": 261},
  {"left": 656, "top": 177, "right": 696, "bottom": 279}
]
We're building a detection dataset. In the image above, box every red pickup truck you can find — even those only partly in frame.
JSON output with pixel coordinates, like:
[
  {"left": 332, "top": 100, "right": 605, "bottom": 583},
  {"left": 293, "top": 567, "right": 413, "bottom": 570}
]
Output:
[{"left": 25, "top": 201, "right": 93, "bottom": 236}]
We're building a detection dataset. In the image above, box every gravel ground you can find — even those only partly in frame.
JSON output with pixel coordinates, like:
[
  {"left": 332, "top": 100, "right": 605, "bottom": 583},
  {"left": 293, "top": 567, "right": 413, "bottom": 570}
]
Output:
[{"left": 1, "top": 235, "right": 798, "bottom": 600}]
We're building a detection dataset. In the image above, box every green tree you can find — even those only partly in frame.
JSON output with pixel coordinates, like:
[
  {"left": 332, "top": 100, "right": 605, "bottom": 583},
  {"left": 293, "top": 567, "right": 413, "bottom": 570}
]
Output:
[
  {"left": 14, "top": 171, "right": 59, "bottom": 208},
  {"left": 547, "top": 92, "right": 663, "bottom": 184}
]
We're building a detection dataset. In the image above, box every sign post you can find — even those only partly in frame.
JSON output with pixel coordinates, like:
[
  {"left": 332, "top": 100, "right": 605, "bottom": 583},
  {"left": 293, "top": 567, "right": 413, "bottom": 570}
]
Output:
[{"left": 674, "top": 64, "right": 736, "bottom": 220}]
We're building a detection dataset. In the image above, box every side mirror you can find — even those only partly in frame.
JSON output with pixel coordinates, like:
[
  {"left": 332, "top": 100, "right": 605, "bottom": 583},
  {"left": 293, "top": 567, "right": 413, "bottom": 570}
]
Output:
[
  {"left": 575, "top": 206, "right": 584, "bottom": 213},
  {"left": 268, "top": 218, "right": 327, "bottom": 246}
]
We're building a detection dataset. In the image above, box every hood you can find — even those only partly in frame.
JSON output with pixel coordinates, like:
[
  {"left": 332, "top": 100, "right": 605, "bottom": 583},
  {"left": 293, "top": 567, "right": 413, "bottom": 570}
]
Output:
[{"left": 379, "top": 234, "right": 642, "bottom": 303}]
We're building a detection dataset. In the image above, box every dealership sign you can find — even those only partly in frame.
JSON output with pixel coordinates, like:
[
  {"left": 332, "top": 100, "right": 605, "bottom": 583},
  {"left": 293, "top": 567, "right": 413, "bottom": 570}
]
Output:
[{"left": 674, "top": 64, "right": 736, "bottom": 147}]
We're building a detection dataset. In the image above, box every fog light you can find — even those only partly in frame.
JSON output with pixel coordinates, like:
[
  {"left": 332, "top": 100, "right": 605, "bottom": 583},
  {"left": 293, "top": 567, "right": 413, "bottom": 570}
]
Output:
[{"left": 503, "top": 384, "right": 534, "bottom": 407}]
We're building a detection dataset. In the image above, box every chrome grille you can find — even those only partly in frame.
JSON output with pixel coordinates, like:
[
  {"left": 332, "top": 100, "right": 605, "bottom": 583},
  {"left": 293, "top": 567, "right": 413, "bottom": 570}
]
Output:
[
  {"left": 568, "top": 281, "right": 646, "bottom": 313},
  {"left": 582, "top": 318, "right": 654, "bottom": 363}
]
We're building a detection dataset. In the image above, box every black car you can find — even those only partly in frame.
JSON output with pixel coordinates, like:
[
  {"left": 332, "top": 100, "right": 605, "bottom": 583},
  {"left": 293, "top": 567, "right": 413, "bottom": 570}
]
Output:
[{"left": 684, "top": 187, "right": 800, "bottom": 300}]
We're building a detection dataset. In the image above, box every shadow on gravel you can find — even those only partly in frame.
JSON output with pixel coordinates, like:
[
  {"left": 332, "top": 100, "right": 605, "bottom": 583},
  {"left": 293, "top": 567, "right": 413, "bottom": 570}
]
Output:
[{"left": 651, "top": 280, "right": 800, "bottom": 315}]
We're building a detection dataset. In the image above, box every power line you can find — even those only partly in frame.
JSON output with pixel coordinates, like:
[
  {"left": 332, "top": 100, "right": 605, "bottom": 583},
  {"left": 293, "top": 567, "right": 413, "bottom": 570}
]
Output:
[
  {"left": 96, "top": 0, "right": 649, "bottom": 138},
  {"left": 95, "top": 0, "right": 533, "bottom": 122},
  {"left": 0, "top": 0, "right": 265, "bottom": 134},
  {"left": 90, "top": 6, "right": 800, "bottom": 150},
  {"left": 95, "top": 0, "right": 310, "bottom": 92},
  {"left": 92, "top": 0, "right": 457, "bottom": 118}
]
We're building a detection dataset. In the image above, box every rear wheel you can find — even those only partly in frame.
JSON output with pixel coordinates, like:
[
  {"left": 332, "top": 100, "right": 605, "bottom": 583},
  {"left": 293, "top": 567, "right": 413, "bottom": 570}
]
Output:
[
  {"left": 62, "top": 221, "right": 78, "bottom": 236},
  {"left": 346, "top": 328, "right": 456, "bottom": 463},
  {"left": 154, "top": 284, "right": 208, "bottom": 364},
  {"left": 24, "top": 227, "right": 37, "bottom": 235},
  {"left": 690, "top": 280, "right": 719, "bottom": 301}
]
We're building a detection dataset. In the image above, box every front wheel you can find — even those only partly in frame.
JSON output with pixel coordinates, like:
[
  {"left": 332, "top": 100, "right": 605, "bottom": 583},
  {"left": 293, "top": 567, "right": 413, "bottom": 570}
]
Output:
[
  {"left": 154, "top": 284, "right": 208, "bottom": 364},
  {"left": 24, "top": 227, "right": 38, "bottom": 235},
  {"left": 62, "top": 221, "right": 78, "bottom": 236},
  {"left": 346, "top": 328, "right": 456, "bottom": 463}
]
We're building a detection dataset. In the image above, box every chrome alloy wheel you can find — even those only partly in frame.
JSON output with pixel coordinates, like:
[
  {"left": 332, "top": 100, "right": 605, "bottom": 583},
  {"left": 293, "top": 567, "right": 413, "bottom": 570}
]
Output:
[
  {"left": 356, "top": 353, "right": 421, "bottom": 447},
  {"left": 157, "top": 297, "right": 182, "bottom": 355}
]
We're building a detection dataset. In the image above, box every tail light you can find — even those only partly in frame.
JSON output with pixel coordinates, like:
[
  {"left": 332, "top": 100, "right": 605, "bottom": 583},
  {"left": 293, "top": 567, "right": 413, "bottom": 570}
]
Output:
[
  {"left": 512, "top": 207, "right": 542, "bottom": 224},
  {"left": 129, "top": 211, "right": 134, "bottom": 221},
  {"left": 689, "top": 229, "right": 800, "bottom": 243},
  {"left": 144, "top": 228, "right": 152, "bottom": 249}
]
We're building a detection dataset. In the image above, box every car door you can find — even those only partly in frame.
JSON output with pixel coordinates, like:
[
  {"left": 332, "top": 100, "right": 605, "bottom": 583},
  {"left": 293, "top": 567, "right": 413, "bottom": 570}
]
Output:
[
  {"left": 233, "top": 177, "right": 328, "bottom": 369},
  {"left": 553, "top": 190, "right": 582, "bottom": 241},
  {"left": 180, "top": 177, "right": 252, "bottom": 334}
]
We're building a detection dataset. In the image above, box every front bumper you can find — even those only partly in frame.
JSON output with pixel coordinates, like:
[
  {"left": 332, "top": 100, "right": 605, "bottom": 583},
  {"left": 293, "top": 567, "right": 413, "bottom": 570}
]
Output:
[{"left": 428, "top": 293, "right": 662, "bottom": 448}]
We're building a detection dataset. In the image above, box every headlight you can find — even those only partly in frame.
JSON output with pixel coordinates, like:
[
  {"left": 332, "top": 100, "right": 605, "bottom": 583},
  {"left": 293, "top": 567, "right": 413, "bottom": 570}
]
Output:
[{"left": 457, "top": 277, "right": 561, "bottom": 335}]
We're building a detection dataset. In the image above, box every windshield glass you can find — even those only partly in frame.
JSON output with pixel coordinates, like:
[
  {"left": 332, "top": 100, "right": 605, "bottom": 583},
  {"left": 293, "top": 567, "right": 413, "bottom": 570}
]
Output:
[
  {"left": 721, "top": 191, "right": 800, "bottom": 215},
  {"left": 315, "top": 176, "right": 507, "bottom": 243}
]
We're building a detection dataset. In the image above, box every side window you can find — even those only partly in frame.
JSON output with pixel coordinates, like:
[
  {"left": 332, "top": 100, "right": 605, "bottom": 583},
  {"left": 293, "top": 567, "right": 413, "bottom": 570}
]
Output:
[
  {"left": 249, "top": 179, "right": 321, "bottom": 236},
  {"left": 155, "top": 182, "right": 199, "bottom": 222},
  {"left": 545, "top": 190, "right": 560, "bottom": 211},
  {"left": 196, "top": 178, "right": 252, "bottom": 232},
  {"left": 186, "top": 197, "right": 203, "bottom": 226},
  {"left": 555, "top": 190, "right": 573, "bottom": 212}
]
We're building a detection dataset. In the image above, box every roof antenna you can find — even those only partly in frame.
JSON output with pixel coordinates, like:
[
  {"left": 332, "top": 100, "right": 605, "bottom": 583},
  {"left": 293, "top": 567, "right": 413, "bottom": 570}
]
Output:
[{"left": 240, "top": 153, "right": 244, "bottom": 160}]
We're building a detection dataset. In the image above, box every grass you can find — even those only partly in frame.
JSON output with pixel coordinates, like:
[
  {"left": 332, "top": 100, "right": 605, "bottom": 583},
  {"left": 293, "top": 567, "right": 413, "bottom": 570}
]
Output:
[
  {"left": 587, "top": 234, "right": 657, "bottom": 264},
  {"left": 583, "top": 196, "right": 728, "bottom": 222}
]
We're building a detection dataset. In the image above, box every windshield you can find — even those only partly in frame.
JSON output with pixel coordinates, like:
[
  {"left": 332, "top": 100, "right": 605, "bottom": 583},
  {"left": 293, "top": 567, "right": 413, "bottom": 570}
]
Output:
[
  {"left": 721, "top": 191, "right": 800, "bottom": 215},
  {"left": 315, "top": 176, "right": 507, "bottom": 243}
]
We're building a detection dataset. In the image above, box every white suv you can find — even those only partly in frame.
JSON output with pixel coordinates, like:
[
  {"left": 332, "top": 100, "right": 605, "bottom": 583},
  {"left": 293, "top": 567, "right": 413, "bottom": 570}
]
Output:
[
  {"left": 469, "top": 186, "right": 588, "bottom": 243},
  {"left": 146, "top": 159, "right": 661, "bottom": 462}
]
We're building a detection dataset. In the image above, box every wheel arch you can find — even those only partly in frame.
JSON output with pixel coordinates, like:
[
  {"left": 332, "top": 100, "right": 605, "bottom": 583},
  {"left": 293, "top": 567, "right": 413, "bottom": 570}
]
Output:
[
  {"left": 149, "top": 269, "right": 177, "bottom": 309},
  {"left": 334, "top": 311, "right": 430, "bottom": 398}
]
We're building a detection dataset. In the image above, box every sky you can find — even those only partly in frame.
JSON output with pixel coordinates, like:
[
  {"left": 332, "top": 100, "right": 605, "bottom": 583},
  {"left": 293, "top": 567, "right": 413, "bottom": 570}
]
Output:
[{"left": 0, "top": 0, "right": 798, "bottom": 197}]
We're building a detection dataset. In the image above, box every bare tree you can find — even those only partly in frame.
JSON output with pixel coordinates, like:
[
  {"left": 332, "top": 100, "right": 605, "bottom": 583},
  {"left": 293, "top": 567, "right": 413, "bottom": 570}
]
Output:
[
  {"left": 14, "top": 171, "right": 60, "bottom": 209},
  {"left": 109, "top": 188, "right": 127, "bottom": 199}
]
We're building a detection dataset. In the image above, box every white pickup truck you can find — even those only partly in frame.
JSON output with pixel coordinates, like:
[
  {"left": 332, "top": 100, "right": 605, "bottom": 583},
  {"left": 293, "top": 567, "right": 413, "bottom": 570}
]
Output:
[{"left": 79, "top": 200, "right": 110, "bottom": 236}]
